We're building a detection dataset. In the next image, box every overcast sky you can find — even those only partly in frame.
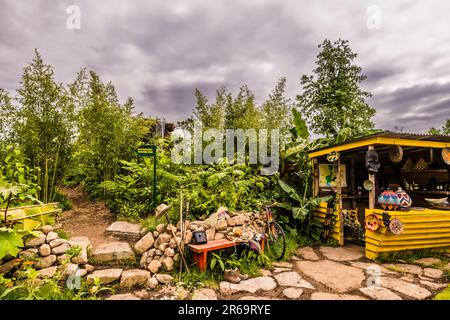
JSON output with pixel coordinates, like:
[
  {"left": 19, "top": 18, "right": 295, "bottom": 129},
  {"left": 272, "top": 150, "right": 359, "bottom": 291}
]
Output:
[{"left": 1, "top": 0, "right": 449, "bottom": 132}]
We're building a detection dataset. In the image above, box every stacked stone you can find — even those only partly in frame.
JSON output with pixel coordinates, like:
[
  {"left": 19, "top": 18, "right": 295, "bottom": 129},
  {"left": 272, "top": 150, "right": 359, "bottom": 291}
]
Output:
[
  {"left": 190, "top": 211, "right": 266, "bottom": 241},
  {"left": 0, "top": 225, "right": 94, "bottom": 279},
  {"left": 135, "top": 222, "right": 192, "bottom": 274}
]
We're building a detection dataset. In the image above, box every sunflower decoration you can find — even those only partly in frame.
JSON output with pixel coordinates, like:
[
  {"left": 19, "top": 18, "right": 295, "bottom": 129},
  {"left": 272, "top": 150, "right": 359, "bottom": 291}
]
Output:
[{"left": 365, "top": 214, "right": 380, "bottom": 231}]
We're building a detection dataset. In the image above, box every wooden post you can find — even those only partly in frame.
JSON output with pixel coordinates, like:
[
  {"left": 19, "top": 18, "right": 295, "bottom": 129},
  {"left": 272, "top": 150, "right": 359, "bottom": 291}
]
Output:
[
  {"left": 368, "top": 145, "right": 376, "bottom": 209},
  {"left": 350, "top": 158, "right": 356, "bottom": 208},
  {"left": 337, "top": 158, "right": 344, "bottom": 246},
  {"left": 313, "top": 158, "right": 319, "bottom": 197}
]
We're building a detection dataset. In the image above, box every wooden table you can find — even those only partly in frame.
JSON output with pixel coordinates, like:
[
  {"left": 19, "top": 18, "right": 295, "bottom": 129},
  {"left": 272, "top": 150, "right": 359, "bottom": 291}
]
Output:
[{"left": 189, "top": 238, "right": 264, "bottom": 271}]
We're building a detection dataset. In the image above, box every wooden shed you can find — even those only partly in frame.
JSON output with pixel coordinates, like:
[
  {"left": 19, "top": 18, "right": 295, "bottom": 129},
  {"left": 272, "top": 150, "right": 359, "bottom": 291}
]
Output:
[{"left": 308, "top": 131, "right": 450, "bottom": 259}]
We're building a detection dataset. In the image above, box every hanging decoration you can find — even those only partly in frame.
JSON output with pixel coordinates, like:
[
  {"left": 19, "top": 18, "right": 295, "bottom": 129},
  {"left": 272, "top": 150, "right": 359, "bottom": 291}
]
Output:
[
  {"left": 382, "top": 212, "right": 391, "bottom": 227},
  {"left": 389, "top": 145, "right": 403, "bottom": 163},
  {"left": 327, "top": 151, "right": 340, "bottom": 162},
  {"left": 413, "top": 158, "right": 429, "bottom": 170},
  {"left": 365, "top": 214, "right": 380, "bottom": 231},
  {"left": 365, "top": 149, "right": 380, "bottom": 174},
  {"left": 363, "top": 180, "right": 373, "bottom": 191},
  {"left": 442, "top": 148, "right": 450, "bottom": 165},
  {"left": 389, "top": 218, "right": 404, "bottom": 235}
]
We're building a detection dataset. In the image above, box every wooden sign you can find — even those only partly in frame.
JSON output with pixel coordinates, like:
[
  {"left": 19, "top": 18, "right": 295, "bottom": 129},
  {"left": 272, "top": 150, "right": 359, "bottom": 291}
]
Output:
[{"left": 136, "top": 145, "right": 156, "bottom": 157}]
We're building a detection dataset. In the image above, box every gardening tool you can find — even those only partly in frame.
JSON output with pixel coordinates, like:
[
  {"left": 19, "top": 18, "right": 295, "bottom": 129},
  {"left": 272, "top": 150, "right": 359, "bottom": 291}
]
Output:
[{"left": 155, "top": 203, "right": 190, "bottom": 273}]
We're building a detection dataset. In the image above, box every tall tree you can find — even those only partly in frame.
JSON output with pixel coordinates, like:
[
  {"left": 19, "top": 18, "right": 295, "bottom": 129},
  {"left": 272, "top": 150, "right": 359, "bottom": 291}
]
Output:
[
  {"left": 224, "top": 85, "right": 261, "bottom": 129},
  {"left": 0, "top": 88, "right": 14, "bottom": 143},
  {"left": 14, "top": 50, "right": 75, "bottom": 202},
  {"left": 192, "top": 87, "right": 226, "bottom": 129},
  {"left": 260, "top": 78, "right": 292, "bottom": 141},
  {"left": 297, "top": 39, "right": 375, "bottom": 138}
]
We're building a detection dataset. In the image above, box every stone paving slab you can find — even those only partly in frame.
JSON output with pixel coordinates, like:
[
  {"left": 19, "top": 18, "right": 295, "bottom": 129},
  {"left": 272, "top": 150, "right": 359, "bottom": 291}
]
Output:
[
  {"left": 105, "top": 221, "right": 142, "bottom": 241},
  {"left": 91, "top": 242, "right": 135, "bottom": 263},
  {"left": 274, "top": 271, "right": 315, "bottom": 289},
  {"left": 381, "top": 277, "right": 432, "bottom": 300},
  {"left": 295, "top": 260, "right": 365, "bottom": 293},
  {"left": 296, "top": 247, "right": 319, "bottom": 261},
  {"left": 319, "top": 244, "right": 364, "bottom": 261},
  {"left": 359, "top": 287, "right": 402, "bottom": 300},
  {"left": 219, "top": 277, "right": 277, "bottom": 294},
  {"left": 310, "top": 292, "right": 368, "bottom": 300}
]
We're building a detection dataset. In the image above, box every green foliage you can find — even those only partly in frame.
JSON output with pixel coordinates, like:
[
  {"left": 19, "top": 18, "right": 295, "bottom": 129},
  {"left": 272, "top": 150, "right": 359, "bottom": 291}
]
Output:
[
  {"left": 0, "top": 227, "right": 24, "bottom": 259},
  {"left": 209, "top": 249, "right": 270, "bottom": 277},
  {"left": 66, "top": 245, "right": 82, "bottom": 258},
  {"left": 297, "top": 39, "right": 375, "bottom": 138},
  {"left": 434, "top": 285, "right": 450, "bottom": 300},
  {"left": 0, "top": 267, "right": 113, "bottom": 300},
  {"left": 14, "top": 50, "right": 75, "bottom": 203},
  {"left": 0, "top": 145, "right": 40, "bottom": 208},
  {"left": 429, "top": 119, "right": 450, "bottom": 135}
]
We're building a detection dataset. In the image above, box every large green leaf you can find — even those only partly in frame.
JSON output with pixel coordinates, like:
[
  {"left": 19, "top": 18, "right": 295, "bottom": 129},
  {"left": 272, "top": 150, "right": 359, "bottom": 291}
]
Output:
[
  {"left": 0, "top": 227, "right": 24, "bottom": 259},
  {"left": 292, "top": 206, "right": 309, "bottom": 221},
  {"left": 277, "top": 178, "right": 302, "bottom": 202},
  {"left": 292, "top": 108, "right": 309, "bottom": 140}
]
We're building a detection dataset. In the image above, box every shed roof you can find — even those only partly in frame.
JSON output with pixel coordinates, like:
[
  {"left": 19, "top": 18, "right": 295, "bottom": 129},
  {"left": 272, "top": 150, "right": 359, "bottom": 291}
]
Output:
[{"left": 308, "top": 130, "right": 450, "bottom": 158}]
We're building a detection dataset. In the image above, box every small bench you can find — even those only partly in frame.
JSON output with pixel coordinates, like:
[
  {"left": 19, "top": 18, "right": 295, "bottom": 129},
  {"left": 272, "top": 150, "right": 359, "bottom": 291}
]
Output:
[{"left": 189, "top": 238, "right": 264, "bottom": 271}]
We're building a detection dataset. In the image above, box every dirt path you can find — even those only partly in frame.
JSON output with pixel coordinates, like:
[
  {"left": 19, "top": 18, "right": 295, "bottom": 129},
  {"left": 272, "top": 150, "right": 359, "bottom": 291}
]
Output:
[{"left": 59, "top": 186, "right": 116, "bottom": 248}]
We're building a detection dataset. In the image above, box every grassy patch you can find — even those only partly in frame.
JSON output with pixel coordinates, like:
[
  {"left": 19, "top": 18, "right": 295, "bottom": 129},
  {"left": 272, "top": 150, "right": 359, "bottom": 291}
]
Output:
[
  {"left": 55, "top": 229, "right": 69, "bottom": 240},
  {"left": 434, "top": 285, "right": 450, "bottom": 300},
  {"left": 141, "top": 215, "right": 160, "bottom": 232},
  {"left": 375, "top": 249, "right": 449, "bottom": 264}
]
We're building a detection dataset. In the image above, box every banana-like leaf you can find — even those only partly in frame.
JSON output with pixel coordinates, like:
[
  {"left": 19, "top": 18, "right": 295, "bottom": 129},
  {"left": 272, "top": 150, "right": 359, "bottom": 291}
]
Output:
[
  {"left": 277, "top": 178, "right": 302, "bottom": 202},
  {"left": 292, "top": 108, "right": 309, "bottom": 140}
]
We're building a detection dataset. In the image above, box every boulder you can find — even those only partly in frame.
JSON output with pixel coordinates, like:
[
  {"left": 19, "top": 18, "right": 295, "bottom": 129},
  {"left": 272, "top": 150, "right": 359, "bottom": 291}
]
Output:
[
  {"left": 184, "top": 231, "right": 193, "bottom": 244},
  {"left": 72, "top": 247, "right": 88, "bottom": 264},
  {"left": 148, "top": 260, "right": 162, "bottom": 273},
  {"left": 155, "top": 273, "right": 174, "bottom": 284},
  {"left": 164, "top": 248, "right": 175, "bottom": 257},
  {"left": 106, "top": 293, "right": 140, "bottom": 300},
  {"left": 91, "top": 242, "right": 135, "bottom": 263},
  {"left": 87, "top": 268, "right": 123, "bottom": 284},
  {"left": 49, "top": 239, "right": 68, "bottom": 248},
  {"left": 147, "top": 276, "right": 159, "bottom": 289},
  {"left": 140, "top": 252, "right": 148, "bottom": 268},
  {"left": 40, "top": 225, "right": 53, "bottom": 234},
  {"left": 35, "top": 255, "right": 57, "bottom": 269},
  {"left": 156, "top": 224, "right": 165, "bottom": 233},
  {"left": 162, "top": 257, "right": 174, "bottom": 271},
  {"left": 206, "top": 229, "right": 215, "bottom": 241},
  {"left": 56, "top": 254, "right": 70, "bottom": 265},
  {"left": 52, "top": 243, "right": 70, "bottom": 255},
  {"left": 120, "top": 269, "right": 151, "bottom": 288},
  {"left": 158, "top": 233, "right": 171, "bottom": 243},
  {"left": 82, "top": 264, "right": 95, "bottom": 273},
  {"left": 19, "top": 248, "right": 39, "bottom": 260},
  {"left": 39, "top": 244, "right": 51, "bottom": 257},
  {"left": 216, "top": 219, "right": 228, "bottom": 231},
  {"left": 0, "top": 259, "right": 18, "bottom": 274},
  {"left": 37, "top": 266, "right": 58, "bottom": 278},
  {"left": 214, "top": 233, "right": 225, "bottom": 240},
  {"left": 105, "top": 221, "right": 142, "bottom": 241},
  {"left": 45, "top": 232, "right": 58, "bottom": 243},
  {"left": 134, "top": 232, "right": 155, "bottom": 255},
  {"left": 69, "top": 236, "right": 92, "bottom": 251},
  {"left": 153, "top": 231, "right": 159, "bottom": 238},
  {"left": 283, "top": 288, "right": 303, "bottom": 299},
  {"left": 24, "top": 231, "right": 46, "bottom": 248}
]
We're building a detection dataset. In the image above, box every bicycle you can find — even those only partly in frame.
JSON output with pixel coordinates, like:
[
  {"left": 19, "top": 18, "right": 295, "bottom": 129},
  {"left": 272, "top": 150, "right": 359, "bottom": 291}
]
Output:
[{"left": 261, "top": 203, "right": 286, "bottom": 261}]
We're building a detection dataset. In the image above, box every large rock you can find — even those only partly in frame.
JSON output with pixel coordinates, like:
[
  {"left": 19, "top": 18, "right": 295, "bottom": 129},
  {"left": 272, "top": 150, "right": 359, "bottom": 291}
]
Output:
[
  {"left": 105, "top": 221, "right": 142, "bottom": 241},
  {"left": 283, "top": 288, "right": 303, "bottom": 299},
  {"left": 414, "top": 257, "right": 441, "bottom": 266},
  {"left": 162, "top": 257, "right": 174, "bottom": 271},
  {"left": 349, "top": 261, "right": 398, "bottom": 275},
  {"left": 383, "top": 263, "right": 423, "bottom": 276},
  {"left": 0, "top": 259, "right": 17, "bottom": 274},
  {"left": 39, "top": 244, "right": 51, "bottom": 257},
  {"left": 91, "top": 242, "right": 135, "bottom": 263},
  {"left": 359, "top": 287, "right": 402, "bottom": 300},
  {"left": 311, "top": 292, "right": 367, "bottom": 300},
  {"left": 40, "top": 225, "right": 53, "bottom": 234},
  {"left": 296, "top": 247, "right": 319, "bottom": 261},
  {"left": 148, "top": 260, "right": 162, "bottom": 273},
  {"left": 24, "top": 231, "right": 46, "bottom": 248},
  {"left": 134, "top": 232, "right": 155, "bottom": 255},
  {"left": 274, "top": 271, "right": 314, "bottom": 289},
  {"left": 219, "top": 277, "right": 277, "bottom": 294},
  {"left": 72, "top": 247, "right": 88, "bottom": 264},
  {"left": 192, "top": 288, "right": 218, "bottom": 300},
  {"left": 295, "top": 260, "right": 365, "bottom": 293},
  {"left": 120, "top": 269, "right": 151, "bottom": 288},
  {"left": 87, "top": 268, "right": 123, "bottom": 284},
  {"left": 156, "top": 224, "right": 165, "bottom": 233},
  {"left": 419, "top": 280, "right": 447, "bottom": 291},
  {"left": 106, "top": 293, "right": 140, "bottom": 300},
  {"left": 49, "top": 239, "right": 68, "bottom": 248},
  {"left": 69, "top": 236, "right": 92, "bottom": 251},
  {"left": 35, "top": 255, "right": 57, "bottom": 269},
  {"left": 37, "top": 266, "right": 58, "bottom": 278},
  {"left": 158, "top": 233, "right": 171, "bottom": 244},
  {"left": 52, "top": 243, "right": 70, "bottom": 255},
  {"left": 319, "top": 245, "right": 364, "bottom": 261},
  {"left": 155, "top": 274, "right": 174, "bottom": 284},
  {"left": 19, "top": 248, "right": 39, "bottom": 260},
  {"left": 423, "top": 267, "right": 443, "bottom": 279},
  {"left": 45, "top": 232, "right": 58, "bottom": 243},
  {"left": 147, "top": 276, "right": 159, "bottom": 289},
  {"left": 381, "top": 277, "right": 431, "bottom": 299}
]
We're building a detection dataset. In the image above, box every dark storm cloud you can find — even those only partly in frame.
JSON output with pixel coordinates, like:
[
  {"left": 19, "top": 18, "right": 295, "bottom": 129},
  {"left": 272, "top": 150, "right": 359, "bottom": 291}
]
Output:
[{"left": 1, "top": 0, "right": 450, "bottom": 131}]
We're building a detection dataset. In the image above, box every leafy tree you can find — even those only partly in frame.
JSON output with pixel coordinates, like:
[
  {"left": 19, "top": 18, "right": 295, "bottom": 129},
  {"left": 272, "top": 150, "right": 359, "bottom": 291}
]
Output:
[
  {"left": 429, "top": 119, "right": 450, "bottom": 135},
  {"left": 70, "top": 70, "right": 145, "bottom": 195},
  {"left": 297, "top": 39, "right": 375, "bottom": 138},
  {"left": 13, "top": 50, "right": 75, "bottom": 203},
  {"left": 224, "top": 85, "right": 262, "bottom": 129},
  {"left": 193, "top": 88, "right": 226, "bottom": 129},
  {"left": 0, "top": 89, "right": 14, "bottom": 143},
  {"left": 260, "top": 78, "right": 292, "bottom": 141}
]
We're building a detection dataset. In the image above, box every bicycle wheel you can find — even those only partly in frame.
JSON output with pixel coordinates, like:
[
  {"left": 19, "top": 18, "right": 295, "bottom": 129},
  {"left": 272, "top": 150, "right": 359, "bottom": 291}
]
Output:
[{"left": 265, "top": 221, "right": 286, "bottom": 261}]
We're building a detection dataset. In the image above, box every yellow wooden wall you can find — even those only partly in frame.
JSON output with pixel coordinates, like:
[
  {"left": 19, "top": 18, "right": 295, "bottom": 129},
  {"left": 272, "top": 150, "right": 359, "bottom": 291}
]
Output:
[
  {"left": 365, "top": 208, "right": 450, "bottom": 259},
  {"left": 313, "top": 202, "right": 341, "bottom": 242}
]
